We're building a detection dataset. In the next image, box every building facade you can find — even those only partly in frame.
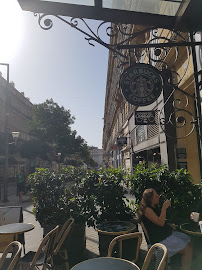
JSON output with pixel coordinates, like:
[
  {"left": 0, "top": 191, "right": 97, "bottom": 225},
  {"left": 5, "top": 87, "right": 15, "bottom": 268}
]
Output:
[
  {"left": 89, "top": 146, "right": 103, "bottom": 168},
  {"left": 103, "top": 26, "right": 201, "bottom": 183},
  {"left": 0, "top": 73, "right": 34, "bottom": 180}
]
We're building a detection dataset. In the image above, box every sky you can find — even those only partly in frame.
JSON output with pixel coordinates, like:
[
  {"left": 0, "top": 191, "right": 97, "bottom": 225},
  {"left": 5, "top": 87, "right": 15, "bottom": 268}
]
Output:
[{"left": 0, "top": 0, "right": 109, "bottom": 149}]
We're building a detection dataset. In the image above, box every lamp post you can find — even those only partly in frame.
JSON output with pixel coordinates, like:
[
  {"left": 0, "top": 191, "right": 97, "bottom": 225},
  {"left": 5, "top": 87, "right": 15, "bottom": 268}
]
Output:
[
  {"left": 0, "top": 63, "right": 10, "bottom": 202},
  {"left": 2, "top": 131, "right": 20, "bottom": 202},
  {"left": 11, "top": 132, "right": 20, "bottom": 145},
  {"left": 11, "top": 132, "right": 20, "bottom": 197}
]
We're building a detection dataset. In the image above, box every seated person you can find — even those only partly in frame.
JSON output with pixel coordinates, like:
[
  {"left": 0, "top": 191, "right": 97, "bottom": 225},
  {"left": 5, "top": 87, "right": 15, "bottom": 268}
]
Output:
[{"left": 137, "top": 188, "right": 192, "bottom": 270}]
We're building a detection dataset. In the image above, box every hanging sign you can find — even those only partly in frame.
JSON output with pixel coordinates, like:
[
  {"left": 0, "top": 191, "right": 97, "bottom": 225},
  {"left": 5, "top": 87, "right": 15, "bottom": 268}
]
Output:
[
  {"left": 120, "top": 63, "right": 163, "bottom": 106},
  {"left": 135, "top": 111, "right": 156, "bottom": 125},
  {"left": 117, "top": 137, "right": 127, "bottom": 146}
]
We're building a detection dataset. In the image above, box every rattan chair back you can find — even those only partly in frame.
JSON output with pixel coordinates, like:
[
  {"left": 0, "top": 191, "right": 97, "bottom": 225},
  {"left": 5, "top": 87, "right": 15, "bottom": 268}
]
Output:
[
  {"left": 0, "top": 241, "right": 22, "bottom": 270},
  {"left": 54, "top": 217, "right": 74, "bottom": 255},
  {"left": 141, "top": 243, "right": 168, "bottom": 270},
  {"left": 19, "top": 225, "right": 59, "bottom": 270},
  {"left": 107, "top": 232, "right": 142, "bottom": 263}
]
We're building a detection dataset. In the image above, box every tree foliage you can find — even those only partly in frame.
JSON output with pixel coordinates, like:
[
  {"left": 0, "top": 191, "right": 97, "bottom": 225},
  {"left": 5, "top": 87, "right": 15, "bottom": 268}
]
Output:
[
  {"left": 22, "top": 99, "right": 95, "bottom": 166},
  {"left": 20, "top": 140, "right": 52, "bottom": 160}
]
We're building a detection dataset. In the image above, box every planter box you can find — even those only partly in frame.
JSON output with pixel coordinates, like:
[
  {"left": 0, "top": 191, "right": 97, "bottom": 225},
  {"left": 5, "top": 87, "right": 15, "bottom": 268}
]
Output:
[
  {"left": 67, "top": 222, "right": 86, "bottom": 264},
  {"left": 96, "top": 220, "right": 138, "bottom": 257},
  {"left": 43, "top": 222, "right": 86, "bottom": 264}
]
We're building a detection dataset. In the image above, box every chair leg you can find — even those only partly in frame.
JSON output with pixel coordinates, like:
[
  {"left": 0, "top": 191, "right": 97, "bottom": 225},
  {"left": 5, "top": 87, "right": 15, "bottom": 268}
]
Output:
[
  {"left": 63, "top": 250, "right": 69, "bottom": 270},
  {"left": 165, "top": 258, "right": 171, "bottom": 270},
  {"left": 42, "top": 264, "right": 47, "bottom": 270},
  {"left": 54, "top": 250, "right": 69, "bottom": 270}
]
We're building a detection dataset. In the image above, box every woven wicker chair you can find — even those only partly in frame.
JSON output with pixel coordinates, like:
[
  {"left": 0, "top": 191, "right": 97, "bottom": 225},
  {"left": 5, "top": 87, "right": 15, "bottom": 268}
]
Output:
[
  {"left": 107, "top": 232, "right": 142, "bottom": 263},
  {"left": 49, "top": 218, "right": 74, "bottom": 270},
  {"left": 19, "top": 225, "right": 59, "bottom": 270},
  {"left": 0, "top": 241, "right": 22, "bottom": 270},
  {"left": 141, "top": 243, "right": 168, "bottom": 270}
]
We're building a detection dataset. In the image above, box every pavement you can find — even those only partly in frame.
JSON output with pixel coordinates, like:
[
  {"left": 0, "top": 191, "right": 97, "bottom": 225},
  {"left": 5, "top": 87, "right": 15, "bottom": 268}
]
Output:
[{"left": 0, "top": 190, "right": 149, "bottom": 269}]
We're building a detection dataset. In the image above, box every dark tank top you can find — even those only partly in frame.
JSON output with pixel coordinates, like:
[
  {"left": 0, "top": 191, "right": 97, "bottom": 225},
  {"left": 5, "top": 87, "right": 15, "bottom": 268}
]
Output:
[{"left": 142, "top": 206, "right": 172, "bottom": 244}]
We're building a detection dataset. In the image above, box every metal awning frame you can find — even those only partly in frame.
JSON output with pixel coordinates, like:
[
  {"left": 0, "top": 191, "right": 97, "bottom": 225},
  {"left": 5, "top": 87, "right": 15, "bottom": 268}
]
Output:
[
  {"left": 18, "top": 0, "right": 176, "bottom": 29},
  {"left": 17, "top": 0, "right": 202, "bottom": 175}
]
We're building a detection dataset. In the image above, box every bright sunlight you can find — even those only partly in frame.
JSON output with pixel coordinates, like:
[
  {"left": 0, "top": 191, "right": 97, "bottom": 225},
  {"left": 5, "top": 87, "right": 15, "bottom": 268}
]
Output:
[{"left": 0, "top": 0, "right": 23, "bottom": 62}]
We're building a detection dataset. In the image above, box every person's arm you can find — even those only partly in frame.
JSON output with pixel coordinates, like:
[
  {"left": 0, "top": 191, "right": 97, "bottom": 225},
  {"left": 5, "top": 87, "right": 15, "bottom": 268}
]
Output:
[{"left": 144, "top": 200, "right": 170, "bottom": 227}]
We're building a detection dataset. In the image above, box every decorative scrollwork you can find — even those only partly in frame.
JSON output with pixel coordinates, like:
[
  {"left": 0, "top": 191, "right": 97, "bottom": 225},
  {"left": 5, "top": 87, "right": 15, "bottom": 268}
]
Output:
[
  {"left": 34, "top": 14, "right": 192, "bottom": 80},
  {"left": 34, "top": 14, "right": 53, "bottom": 30},
  {"left": 159, "top": 86, "right": 196, "bottom": 139}
]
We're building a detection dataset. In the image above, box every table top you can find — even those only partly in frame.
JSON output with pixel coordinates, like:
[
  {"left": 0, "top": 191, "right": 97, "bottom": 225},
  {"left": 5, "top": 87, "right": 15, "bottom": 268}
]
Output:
[
  {"left": 180, "top": 222, "right": 202, "bottom": 237},
  {"left": 0, "top": 223, "right": 35, "bottom": 235},
  {"left": 71, "top": 257, "right": 140, "bottom": 270},
  {"left": 96, "top": 221, "right": 137, "bottom": 235}
]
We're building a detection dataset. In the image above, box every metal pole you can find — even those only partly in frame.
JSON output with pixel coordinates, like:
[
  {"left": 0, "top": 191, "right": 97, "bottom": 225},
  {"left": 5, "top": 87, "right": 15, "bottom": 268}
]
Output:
[
  {"left": 129, "top": 131, "right": 133, "bottom": 174},
  {"left": 3, "top": 113, "right": 9, "bottom": 202},
  {"left": 190, "top": 33, "right": 202, "bottom": 178},
  {"left": 0, "top": 63, "right": 10, "bottom": 202}
]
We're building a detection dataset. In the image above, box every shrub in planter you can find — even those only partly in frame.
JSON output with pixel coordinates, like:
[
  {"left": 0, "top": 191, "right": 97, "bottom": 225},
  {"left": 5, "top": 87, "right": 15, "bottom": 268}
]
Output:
[
  {"left": 129, "top": 163, "right": 202, "bottom": 225},
  {"left": 83, "top": 167, "right": 136, "bottom": 256},
  {"left": 93, "top": 167, "right": 134, "bottom": 224},
  {"left": 28, "top": 168, "right": 97, "bottom": 261},
  {"left": 81, "top": 167, "right": 134, "bottom": 225}
]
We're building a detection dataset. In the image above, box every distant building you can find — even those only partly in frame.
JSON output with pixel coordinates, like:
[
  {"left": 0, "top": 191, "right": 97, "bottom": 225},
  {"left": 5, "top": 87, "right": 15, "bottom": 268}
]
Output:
[
  {"left": 0, "top": 74, "right": 34, "bottom": 180},
  {"left": 88, "top": 146, "right": 103, "bottom": 168}
]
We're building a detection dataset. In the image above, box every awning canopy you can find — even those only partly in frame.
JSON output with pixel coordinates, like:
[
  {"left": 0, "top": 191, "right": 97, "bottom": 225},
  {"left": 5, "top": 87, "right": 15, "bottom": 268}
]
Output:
[{"left": 17, "top": 0, "right": 202, "bottom": 31}]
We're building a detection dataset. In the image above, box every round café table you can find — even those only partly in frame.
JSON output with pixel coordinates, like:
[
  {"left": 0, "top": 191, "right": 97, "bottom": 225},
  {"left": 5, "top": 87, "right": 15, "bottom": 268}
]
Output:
[
  {"left": 0, "top": 223, "right": 35, "bottom": 237},
  {"left": 71, "top": 257, "right": 140, "bottom": 270},
  {"left": 0, "top": 223, "right": 35, "bottom": 253},
  {"left": 180, "top": 222, "right": 202, "bottom": 237},
  {"left": 180, "top": 222, "right": 202, "bottom": 258}
]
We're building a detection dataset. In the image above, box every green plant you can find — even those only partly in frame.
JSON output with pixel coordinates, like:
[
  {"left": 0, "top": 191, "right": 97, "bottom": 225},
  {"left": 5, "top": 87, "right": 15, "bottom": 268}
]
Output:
[
  {"left": 83, "top": 167, "right": 134, "bottom": 225},
  {"left": 28, "top": 168, "right": 97, "bottom": 226},
  {"left": 59, "top": 166, "right": 86, "bottom": 184},
  {"left": 129, "top": 163, "right": 202, "bottom": 225}
]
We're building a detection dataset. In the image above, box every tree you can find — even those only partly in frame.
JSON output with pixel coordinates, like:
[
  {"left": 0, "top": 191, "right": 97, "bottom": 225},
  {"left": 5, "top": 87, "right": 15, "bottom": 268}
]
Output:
[
  {"left": 24, "top": 99, "right": 94, "bottom": 165},
  {"left": 20, "top": 140, "right": 52, "bottom": 160}
]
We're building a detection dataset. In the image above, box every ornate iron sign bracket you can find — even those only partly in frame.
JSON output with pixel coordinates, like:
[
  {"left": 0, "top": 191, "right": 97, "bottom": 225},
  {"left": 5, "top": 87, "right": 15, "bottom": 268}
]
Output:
[{"left": 35, "top": 13, "right": 202, "bottom": 142}]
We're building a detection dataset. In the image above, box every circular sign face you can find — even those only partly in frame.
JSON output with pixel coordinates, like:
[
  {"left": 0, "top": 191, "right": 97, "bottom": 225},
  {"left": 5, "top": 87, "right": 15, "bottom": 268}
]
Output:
[{"left": 120, "top": 63, "right": 163, "bottom": 106}]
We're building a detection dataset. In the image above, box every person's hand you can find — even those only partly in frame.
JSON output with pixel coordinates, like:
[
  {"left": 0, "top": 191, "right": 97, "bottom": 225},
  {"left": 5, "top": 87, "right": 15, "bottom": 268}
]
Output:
[
  {"left": 169, "top": 223, "right": 176, "bottom": 230},
  {"left": 162, "top": 200, "right": 171, "bottom": 209}
]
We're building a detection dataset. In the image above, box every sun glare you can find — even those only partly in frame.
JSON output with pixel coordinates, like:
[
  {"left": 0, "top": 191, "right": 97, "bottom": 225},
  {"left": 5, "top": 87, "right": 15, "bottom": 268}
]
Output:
[{"left": 0, "top": 1, "right": 23, "bottom": 62}]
